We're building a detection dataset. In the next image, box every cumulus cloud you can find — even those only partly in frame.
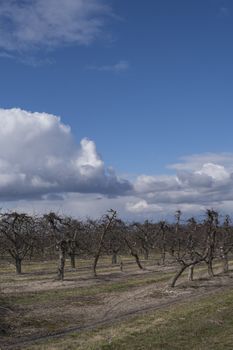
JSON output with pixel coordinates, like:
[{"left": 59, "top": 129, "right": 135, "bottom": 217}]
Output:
[
  {"left": 0, "top": 0, "right": 110, "bottom": 52},
  {"left": 126, "top": 200, "right": 162, "bottom": 214},
  {"left": 130, "top": 156, "right": 233, "bottom": 216},
  {"left": 168, "top": 153, "right": 233, "bottom": 172},
  {"left": 0, "top": 108, "right": 132, "bottom": 200},
  {"left": 2, "top": 110, "right": 233, "bottom": 219},
  {"left": 195, "top": 163, "right": 230, "bottom": 181}
]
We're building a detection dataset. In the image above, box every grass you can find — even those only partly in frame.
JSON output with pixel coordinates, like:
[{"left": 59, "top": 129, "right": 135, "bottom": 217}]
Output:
[
  {"left": 1, "top": 257, "right": 233, "bottom": 349},
  {"left": 2, "top": 272, "right": 173, "bottom": 307},
  {"left": 0, "top": 258, "right": 175, "bottom": 340},
  {"left": 26, "top": 288, "right": 233, "bottom": 350},
  {"left": 1, "top": 258, "right": 232, "bottom": 309}
]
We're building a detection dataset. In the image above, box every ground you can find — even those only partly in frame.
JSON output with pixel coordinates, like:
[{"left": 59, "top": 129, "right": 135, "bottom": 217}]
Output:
[{"left": 0, "top": 256, "right": 233, "bottom": 349}]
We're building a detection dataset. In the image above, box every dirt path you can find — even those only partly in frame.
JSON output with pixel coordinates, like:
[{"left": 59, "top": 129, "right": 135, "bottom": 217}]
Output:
[{"left": 2, "top": 272, "right": 233, "bottom": 350}]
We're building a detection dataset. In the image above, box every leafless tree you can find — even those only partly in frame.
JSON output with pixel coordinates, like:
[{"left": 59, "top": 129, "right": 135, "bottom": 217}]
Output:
[
  {"left": 169, "top": 212, "right": 207, "bottom": 287},
  {"left": 0, "top": 212, "right": 36, "bottom": 274},
  {"left": 92, "top": 209, "right": 117, "bottom": 277},
  {"left": 218, "top": 215, "right": 233, "bottom": 273},
  {"left": 124, "top": 225, "right": 144, "bottom": 270},
  {"left": 204, "top": 209, "right": 218, "bottom": 278},
  {"left": 44, "top": 212, "right": 68, "bottom": 281}
]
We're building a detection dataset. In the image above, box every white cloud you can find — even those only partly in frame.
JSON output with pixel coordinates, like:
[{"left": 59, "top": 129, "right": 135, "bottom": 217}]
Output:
[
  {"left": 0, "top": 108, "right": 132, "bottom": 200},
  {"left": 0, "top": 0, "right": 110, "bottom": 52},
  {"left": 195, "top": 163, "right": 230, "bottom": 181},
  {"left": 128, "top": 154, "right": 233, "bottom": 217},
  {"left": 135, "top": 175, "right": 181, "bottom": 193},
  {"left": 168, "top": 153, "right": 233, "bottom": 172},
  {"left": 2, "top": 111, "right": 233, "bottom": 220},
  {"left": 126, "top": 200, "right": 162, "bottom": 214}
]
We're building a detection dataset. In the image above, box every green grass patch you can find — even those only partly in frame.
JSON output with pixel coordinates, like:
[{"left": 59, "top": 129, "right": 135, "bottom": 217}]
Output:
[{"left": 27, "top": 289, "right": 233, "bottom": 350}]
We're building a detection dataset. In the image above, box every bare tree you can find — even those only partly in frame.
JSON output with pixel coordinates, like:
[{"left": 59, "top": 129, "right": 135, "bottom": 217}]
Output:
[
  {"left": 0, "top": 212, "right": 36, "bottom": 274},
  {"left": 92, "top": 209, "right": 117, "bottom": 277},
  {"left": 103, "top": 219, "right": 125, "bottom": 265},
  {"left": 133, "top": 220, "right": 156, "bottom": 260},
  {"left": 169, "top": 212, "right": 207, "bottom": 287},
  {"left": 158, "top": 221, "right": 169, "bottom": 265},
  {"left": 44, "top": 212, "right": 68, "bottom": 281},
  {"left": 204, "top": 209, "right": 218, "bottom": 278},
  {"left": 218, "top": 215, "right": 233, "bottom": 273},
  {"left": 124, "top": 224, "right": 144, "bottom": 270}
]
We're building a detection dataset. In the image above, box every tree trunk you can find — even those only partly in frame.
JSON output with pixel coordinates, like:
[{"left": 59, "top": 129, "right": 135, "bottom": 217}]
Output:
[
  {"left": 161, "top": 247, "right": 166, "bottom": 265},
  {"left": 222, "top": 255, "right": 229, "bottom": 274},
  {"left": 132, "top": 251, "right": 144, "bottom": 270},
  {"left": 57, "top": 241, "right": 66, "bottom": 281},
  {"left": 124, "top": 238, "right": 144, "bottom": 270},
  {"left": 112, "top": 252, "right": 118, "bottom": 265},
  {"left": 207, "top": 260, "right": 214, "bottom": 278},
  {"left": 143, "top": 249, "right": 149, "bottom": 260},
  {"left": 188, "top": 265, "right": 195, "bottom": 281},
  {"left": 93, "top": 210, "right": 117, "bottom": 277},
  {"left": 170, "top": 265, "right": 187, "bottom": 288},
  {"left": 70, "top": 253, "right": 76, "bottom": 269},
  {"left": 29, "top": 247, "right": 33, "bottom": 261},
  {"left": 93, "top": 254, "right": 99, "bottom": 277},
  {"left": 15, "top": 257, "right": 22, "bottom": 274}
]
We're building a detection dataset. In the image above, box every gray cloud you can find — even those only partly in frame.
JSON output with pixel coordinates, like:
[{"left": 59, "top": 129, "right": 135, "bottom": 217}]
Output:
[
  {"left": 0, "top": 108, "right": 132, "bottom": 201},
  {"left": 2, "top": 109, "right": 233, "bottom": 219},
  {"left": 128, "top": 158, "right": 233, "bottom": 215}
]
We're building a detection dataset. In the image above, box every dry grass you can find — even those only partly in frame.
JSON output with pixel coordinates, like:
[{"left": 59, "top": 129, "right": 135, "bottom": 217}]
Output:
[
  {"left": 26, "top": 288, "right": 233, "bottom": 350},
  {"left": 0, "top": 256, "right": 233, "bottom": 349}
]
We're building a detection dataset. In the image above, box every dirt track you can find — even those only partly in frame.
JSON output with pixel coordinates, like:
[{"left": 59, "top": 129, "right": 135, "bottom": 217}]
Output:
[{"left": 1, "top": 265, "right": 233, "bottom": 350}]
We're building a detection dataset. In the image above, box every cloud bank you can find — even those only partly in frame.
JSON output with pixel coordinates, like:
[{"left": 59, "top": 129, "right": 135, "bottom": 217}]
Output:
[
  {"left": 128, "top": 155, "right": 233, "bottom": 216},
  {"left": 0, "top": 0, "right": 110, "bottom": 52},
  {"left": 0, "top": 108, "right": 132, "bottom": 200},
  {"left": 1, "top": 108, "right": 233, "bottom": 219}
]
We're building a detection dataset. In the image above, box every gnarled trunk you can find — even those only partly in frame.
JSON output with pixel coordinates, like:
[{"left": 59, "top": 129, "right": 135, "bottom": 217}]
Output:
[
  {"left": 93, "top": 210, "right": 117, "bottom": 277},
  {"left": 132, "top": 251, "right": 144, "bottom": 270},
  {"left": 170, "top": 265, "right": 187, "bottom": 288},
  {"left": 124, "top": 238, "right": 144, "bottom": 270}
]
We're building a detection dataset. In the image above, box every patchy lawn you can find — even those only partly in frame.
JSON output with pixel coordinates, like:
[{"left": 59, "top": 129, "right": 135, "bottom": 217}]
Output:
[
  {"left": 26, "top": 288, "right": 233, "bottom": 350},
  {"left": 0, "top": 257, "right": 233, "bottom": 349}
]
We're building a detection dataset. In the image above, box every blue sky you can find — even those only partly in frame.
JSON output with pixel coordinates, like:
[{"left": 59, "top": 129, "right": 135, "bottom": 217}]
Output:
[{"left": 1, "top": 0, "right": 233, "bottom": 219}]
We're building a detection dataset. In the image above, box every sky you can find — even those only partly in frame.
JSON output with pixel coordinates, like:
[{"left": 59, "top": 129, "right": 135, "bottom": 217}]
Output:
[{"left": 1, "top": 0, "right": 233, "bottom": 221}]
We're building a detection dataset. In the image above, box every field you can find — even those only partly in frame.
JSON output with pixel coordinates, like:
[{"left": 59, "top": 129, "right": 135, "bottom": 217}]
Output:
[{"left": 0, "top": 256, "right": 233, "bottom": 350}]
